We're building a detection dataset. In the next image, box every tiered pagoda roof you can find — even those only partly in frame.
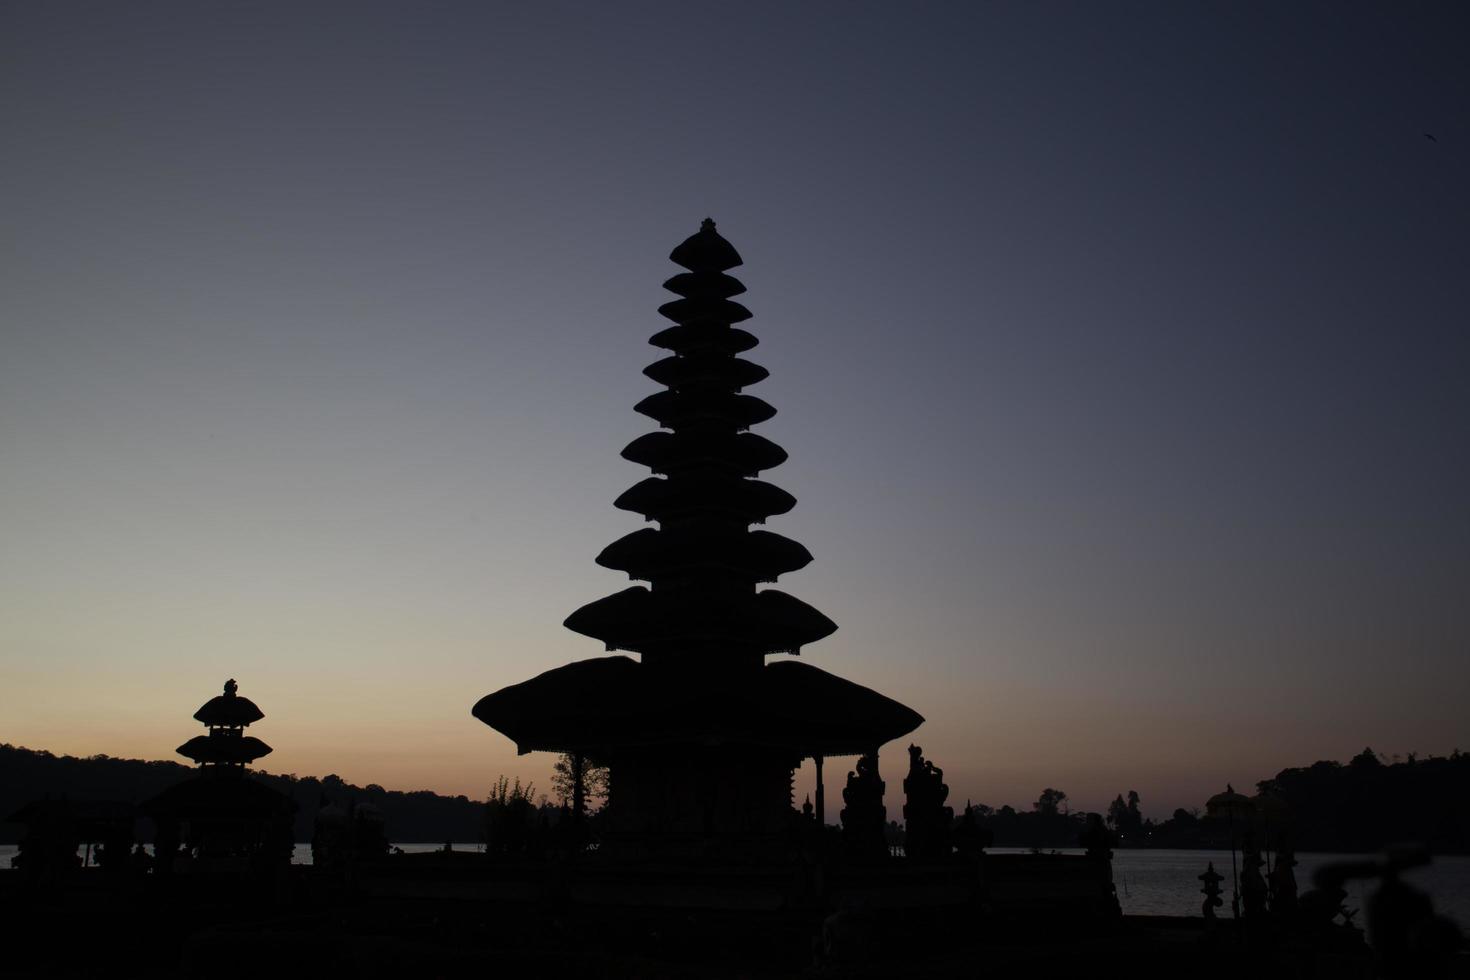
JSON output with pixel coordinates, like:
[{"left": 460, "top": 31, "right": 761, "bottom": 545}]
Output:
[
  {"left": 475, "top": 220, "right": 922, "bottom": 761},
  {"left": 564, "top": 219, "right": 835, "bottom": 664}
]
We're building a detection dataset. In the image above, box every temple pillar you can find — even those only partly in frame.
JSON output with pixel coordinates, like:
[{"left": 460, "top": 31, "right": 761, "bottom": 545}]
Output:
[{"left": 814, "top": 754, "right": 825, "bottom": 827}]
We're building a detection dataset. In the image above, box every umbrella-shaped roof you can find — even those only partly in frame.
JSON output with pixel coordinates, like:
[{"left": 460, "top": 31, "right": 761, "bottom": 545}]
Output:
[{"left": 1205, "top": 784, "right": 1256, "bottom": 820}]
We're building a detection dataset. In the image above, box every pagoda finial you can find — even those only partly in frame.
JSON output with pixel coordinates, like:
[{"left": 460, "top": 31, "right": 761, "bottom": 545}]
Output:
[{"left": 224, "top": 678, "right": 238, "bottom": 697}]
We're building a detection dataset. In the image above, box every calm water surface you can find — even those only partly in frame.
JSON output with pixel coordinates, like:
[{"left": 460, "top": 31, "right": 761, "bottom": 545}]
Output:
[
  {"left": 1038, "top": 847, "right": 1470, "bottom": 931},
  {"left": 4, "top": 843, "right": 1466, "bottom": 931}
]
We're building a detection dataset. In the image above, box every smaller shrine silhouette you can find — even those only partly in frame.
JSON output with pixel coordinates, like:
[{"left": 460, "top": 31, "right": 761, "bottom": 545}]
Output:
[{"left": 143, "top": 679, "right": 295, "bottom": 873}]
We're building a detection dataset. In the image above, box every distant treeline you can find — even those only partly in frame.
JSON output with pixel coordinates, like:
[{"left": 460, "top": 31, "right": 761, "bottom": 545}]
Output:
[
  {"left": 0, "top": 744, "right": 483, "bottom": 844},
  {"left": 7, "top": 743, "right": 1468, "bottom": 853},
  {"left": 965, "top": 749, "right": 1470, "bottom": 854},
  {"left": 1257, "top": 749, "right": 1469, "bottom": 853}
]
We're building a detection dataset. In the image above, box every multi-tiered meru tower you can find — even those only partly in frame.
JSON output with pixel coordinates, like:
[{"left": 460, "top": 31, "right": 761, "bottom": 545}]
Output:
[{"left": 474, "top": 220, "right": 922, "bottom": 859}]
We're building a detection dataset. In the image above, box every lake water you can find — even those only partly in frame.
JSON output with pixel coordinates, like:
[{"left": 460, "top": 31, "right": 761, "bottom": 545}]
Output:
[
  {"left": 1012, "top": 847, "right": 1470, "bottom": 931},
  {"left": 4, "top": 843, "right": 1465, "bottom": 932}
]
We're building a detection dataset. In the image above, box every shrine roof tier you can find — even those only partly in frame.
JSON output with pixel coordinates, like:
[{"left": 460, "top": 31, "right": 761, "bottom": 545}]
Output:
[
  {"left": 564, "top": 586, "right": 836, "bottom": 658},
  {"left": 613, "top": 476, "right": 796, "bottom": 525},
  {"left": 634, "top": 390, "right": 776, "bottom": 431},
  {"left": 472, "top": 655, "right": 923, "bottom": 759},
  {"left": 662, "top": 271, "right": 747, "bottom": 300},
  {"left": 177, "top": 733, "right": 273, "bottom": 766},
  {"left": 644, "top": 354, "right": 769, "bottom": 391},
  {"left": 622, "top": 430, "right": 787, "bottom": 478},
  {"left": 596, "top": 527, "right": 812, "bottom": 584},
  {"left": 657, "top": 296, "right": 753, "bottom": 326},
  {"left": 648, "top": 323, "right": 758, "bottom": 357}
]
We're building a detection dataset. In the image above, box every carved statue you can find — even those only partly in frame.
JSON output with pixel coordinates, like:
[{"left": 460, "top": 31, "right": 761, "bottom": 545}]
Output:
[
  {"left": 839, "top": 751, "right": 887, "bottom": 860},
  {"left": 901, "top": 744, "right": 953, "bottom": 861}
]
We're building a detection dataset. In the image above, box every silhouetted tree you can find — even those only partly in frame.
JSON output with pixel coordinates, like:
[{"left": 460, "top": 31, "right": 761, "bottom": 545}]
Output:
[
  {"left": 483, "top": 776, "right": 537, "bottom": 856},
  {"left": 1350, "top": 746, "right": 1383, "bottom": 769},
  {"left": 550, "top": 753, "right": 607, "bottom": 822},
  {"left": 1107, "top": 790, "right": 1144, "bottom": 838},
  {"left": 1034, "top": 788, "right": 1069, "bottom": 817}
]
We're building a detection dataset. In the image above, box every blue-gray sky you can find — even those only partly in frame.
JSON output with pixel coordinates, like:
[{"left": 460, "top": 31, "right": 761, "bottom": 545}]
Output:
[{"left": 2, "top": 2, "right": 1466, "bottom": 818}]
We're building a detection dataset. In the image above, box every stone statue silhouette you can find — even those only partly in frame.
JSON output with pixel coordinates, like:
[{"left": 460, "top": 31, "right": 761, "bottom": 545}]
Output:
[
  {"left": 900, "top": 744, "right": 953, "bottom": 861},
  {"left": 839, "top": 751, "right": 887, "bottom": 860}
]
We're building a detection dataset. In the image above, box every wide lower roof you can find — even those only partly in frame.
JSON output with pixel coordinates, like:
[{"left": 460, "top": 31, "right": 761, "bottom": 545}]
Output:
[
  {"left": 143, "top": 773, "right": 295, "bottom": 818},
  {"left": 472, "top": 655, "right": 923, "bottom": 759}
]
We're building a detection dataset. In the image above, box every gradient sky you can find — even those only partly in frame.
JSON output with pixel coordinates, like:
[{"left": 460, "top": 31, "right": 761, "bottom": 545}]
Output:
[{"left": 2, "top": 2, "right": 1467, "bottom": 821}]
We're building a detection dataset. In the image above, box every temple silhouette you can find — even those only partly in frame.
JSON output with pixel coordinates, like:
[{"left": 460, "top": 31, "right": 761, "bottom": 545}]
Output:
[
  {"left": 473, "top": 220, "right": 922, "bottom": 859},
  {"left": 4, "top": 223, "right": 1462, "bottom": 977}
]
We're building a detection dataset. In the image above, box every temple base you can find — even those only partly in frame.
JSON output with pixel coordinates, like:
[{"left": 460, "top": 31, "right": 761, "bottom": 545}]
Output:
[{"left": 600, "top": 745, "right": 800, "bottom": 863}]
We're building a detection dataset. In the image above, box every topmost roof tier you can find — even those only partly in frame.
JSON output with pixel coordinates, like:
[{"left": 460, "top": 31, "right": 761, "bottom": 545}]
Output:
[
  {"left": 193, "top": 678, "right": 265, "bottom": 728},
  {"left": 669, "top": 218, "right": 743, "bottom": 273}
]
